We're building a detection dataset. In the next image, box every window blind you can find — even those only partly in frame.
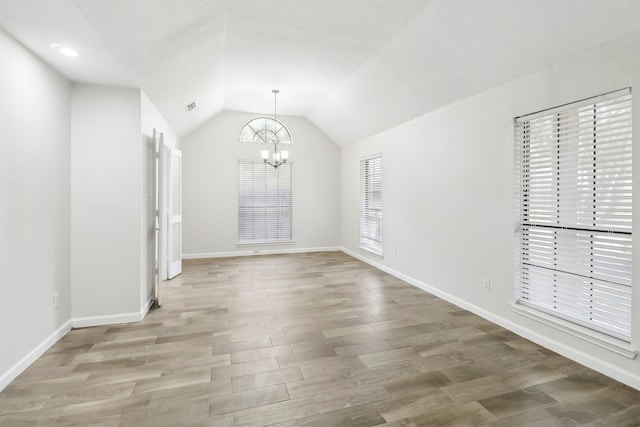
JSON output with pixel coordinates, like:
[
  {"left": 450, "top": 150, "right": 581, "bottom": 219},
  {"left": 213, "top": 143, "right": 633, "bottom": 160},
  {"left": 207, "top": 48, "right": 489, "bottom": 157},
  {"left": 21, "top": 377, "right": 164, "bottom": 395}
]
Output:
[
  {"left": 238, "top": 160, "right": 292, "bottom": 244},
  {"left": 514, "top": 88, "right": 632, "bottom": 341},
  {"left": 360, "top": 154, "right": 382, "bottom": 255}
]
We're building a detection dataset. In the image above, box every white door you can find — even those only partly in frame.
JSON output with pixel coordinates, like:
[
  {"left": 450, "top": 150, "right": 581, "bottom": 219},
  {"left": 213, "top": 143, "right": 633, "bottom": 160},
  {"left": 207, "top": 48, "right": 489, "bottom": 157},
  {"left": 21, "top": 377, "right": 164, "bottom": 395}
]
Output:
[
  {"left": 167, "top": 147, "right": 182, "bottom": 279},
  {"left": 158, "top": 136, "right": 169, "bottom": 282}
]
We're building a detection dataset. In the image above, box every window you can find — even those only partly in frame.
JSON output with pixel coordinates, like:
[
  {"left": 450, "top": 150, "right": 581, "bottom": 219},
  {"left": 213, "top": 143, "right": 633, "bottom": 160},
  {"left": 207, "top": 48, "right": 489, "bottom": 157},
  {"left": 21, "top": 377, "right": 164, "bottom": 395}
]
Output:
[
  {"left": 239, "top": 117, "right": 292, "bottom": 145},
  {"left": 360, "top": 154, "right": 383, "bottom": 256},
  {"left": 238, "top": 160, "right": 292, "bottom": 244},
  {"left": 514, "top": 88, "right": 632, "bottom": 341}
]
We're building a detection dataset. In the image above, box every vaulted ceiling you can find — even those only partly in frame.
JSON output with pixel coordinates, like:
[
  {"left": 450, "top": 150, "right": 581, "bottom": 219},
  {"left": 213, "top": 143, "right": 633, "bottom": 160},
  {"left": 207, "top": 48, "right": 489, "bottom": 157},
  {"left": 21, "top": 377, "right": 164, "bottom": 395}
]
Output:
[{"left": 2, "top": 0, "right": 640, "bottom": 145}]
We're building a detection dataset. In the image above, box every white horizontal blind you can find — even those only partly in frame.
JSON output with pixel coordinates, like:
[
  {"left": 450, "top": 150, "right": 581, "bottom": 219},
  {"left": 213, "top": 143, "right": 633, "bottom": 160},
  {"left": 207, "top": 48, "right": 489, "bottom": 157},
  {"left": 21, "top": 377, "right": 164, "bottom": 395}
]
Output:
[
  {"left": 514, "top": 89, "right": 632, "bottom": 341},
  {"left": 238, "top": 160, "right": 292, "bottom": 244},
  {"left": 360, "top": 154, "right": 382, "bottom": 255}
]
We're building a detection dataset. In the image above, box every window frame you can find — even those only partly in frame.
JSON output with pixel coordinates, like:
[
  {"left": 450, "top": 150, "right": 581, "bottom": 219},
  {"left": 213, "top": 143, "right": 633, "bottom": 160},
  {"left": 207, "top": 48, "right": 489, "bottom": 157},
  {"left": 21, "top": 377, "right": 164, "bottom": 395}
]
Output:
[
  {"left": 514, "top": 88, "right": 633, "bottom": 347},
  {"left": 237, "top": 160, "right": 294, "bottom": 246},
  {"left": 360, "top": 153, "right": 383, "bottom": 257},
  {"left": 239, "top": 116, "right": 293, "bottom": 145}
]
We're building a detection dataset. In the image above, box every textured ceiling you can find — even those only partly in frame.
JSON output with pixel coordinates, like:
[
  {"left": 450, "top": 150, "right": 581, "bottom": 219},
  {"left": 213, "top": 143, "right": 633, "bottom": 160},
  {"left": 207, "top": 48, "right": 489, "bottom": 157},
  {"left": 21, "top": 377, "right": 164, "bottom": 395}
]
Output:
[{"left": 1, "top": 0, "right": 640, "bottom": 144}]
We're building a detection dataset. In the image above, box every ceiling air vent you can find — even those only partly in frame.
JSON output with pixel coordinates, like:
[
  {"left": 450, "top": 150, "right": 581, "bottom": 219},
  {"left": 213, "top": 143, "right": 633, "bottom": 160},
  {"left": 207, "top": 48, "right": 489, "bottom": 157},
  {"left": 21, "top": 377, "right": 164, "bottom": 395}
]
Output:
[{"left": 186, "top": 101, "right": 197, "bottom": 112}]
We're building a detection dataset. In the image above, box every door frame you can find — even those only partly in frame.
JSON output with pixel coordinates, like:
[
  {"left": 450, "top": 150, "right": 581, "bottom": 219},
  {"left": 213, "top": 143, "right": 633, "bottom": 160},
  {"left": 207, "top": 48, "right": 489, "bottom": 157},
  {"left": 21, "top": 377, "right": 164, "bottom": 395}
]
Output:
[
  {"left": 167, "top": 146, "right": 182, "bottom": 279},
  {"left": 153, "top": 131, "right": 182, "bottom": 307}
]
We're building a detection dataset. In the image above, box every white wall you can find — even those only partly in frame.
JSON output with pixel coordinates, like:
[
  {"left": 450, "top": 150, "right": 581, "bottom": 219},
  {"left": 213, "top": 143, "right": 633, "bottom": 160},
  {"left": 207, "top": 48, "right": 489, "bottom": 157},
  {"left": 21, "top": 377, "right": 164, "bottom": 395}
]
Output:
[
  {"left": 182, "top": 111, "right": 340, "bottom": 257},
  {"left": 71, "top": 84, "right": 144, "bottom": 323},
  {"left": 0, "top": 29, "right": 71, "bottom": 388},
  {"left": 140, "top": 92, "right": 178, "bottom": 310},
  {"left": 341, "top": 36, "right": 640, "bottom": 389}
]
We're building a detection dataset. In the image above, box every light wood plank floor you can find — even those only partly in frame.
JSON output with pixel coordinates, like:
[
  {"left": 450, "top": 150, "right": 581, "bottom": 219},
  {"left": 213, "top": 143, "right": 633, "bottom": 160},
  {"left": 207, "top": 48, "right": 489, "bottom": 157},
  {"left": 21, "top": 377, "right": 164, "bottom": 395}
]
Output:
[{"left": 2, "top": 251, "right": 640, "bottom": 426}]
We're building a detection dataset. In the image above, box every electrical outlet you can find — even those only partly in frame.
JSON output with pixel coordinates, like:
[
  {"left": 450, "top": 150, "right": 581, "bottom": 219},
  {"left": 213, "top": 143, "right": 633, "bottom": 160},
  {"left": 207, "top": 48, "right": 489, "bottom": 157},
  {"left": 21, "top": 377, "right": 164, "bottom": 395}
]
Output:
[
  {"left": 393, "top": 249, "right": 398, "bottom": 259},
  {"left": 53, "top": 293, "right": 59, "bottom": 308},
  {"left": 483, "top": 279, "right": 491, "bottom": 292}
]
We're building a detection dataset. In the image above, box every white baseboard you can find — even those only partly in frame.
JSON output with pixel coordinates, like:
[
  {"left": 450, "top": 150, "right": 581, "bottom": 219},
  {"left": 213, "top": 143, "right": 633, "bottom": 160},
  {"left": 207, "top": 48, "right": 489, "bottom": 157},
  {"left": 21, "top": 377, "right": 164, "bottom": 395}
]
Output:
[
  {"left": 0, "top": 299, "right": 155, "bottom": 392},
  {"left": 6, "top": 249, "right": 638, "bottom": 393},
  {"left": 0, "top": 320, "right": 72, "bottom": 392},
  {"left": 341, "top": 247, "right": 640, "bottom": 391},
  {"left": 183, "top": 246, "right": 342, "bottom": 259},
  {"left": 72, "top": 300, "right": 153, "bottom": 328},
  {"left": 140, "top": 297, "right": 154, "bottom": 317}
]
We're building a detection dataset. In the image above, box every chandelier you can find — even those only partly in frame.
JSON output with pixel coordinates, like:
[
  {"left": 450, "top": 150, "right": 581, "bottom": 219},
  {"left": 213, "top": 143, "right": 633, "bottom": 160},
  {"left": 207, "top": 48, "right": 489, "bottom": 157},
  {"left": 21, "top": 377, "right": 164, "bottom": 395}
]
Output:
[{"left": 260, "top": 89, "right": 289, "bottom": 168}]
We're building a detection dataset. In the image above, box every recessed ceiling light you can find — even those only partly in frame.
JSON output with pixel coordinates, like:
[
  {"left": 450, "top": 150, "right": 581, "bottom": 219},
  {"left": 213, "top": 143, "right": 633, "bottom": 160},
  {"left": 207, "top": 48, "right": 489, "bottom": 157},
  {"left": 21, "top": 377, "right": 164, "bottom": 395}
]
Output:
[{"left": 51, "top": 44, "right": 78, "bottom": 57}]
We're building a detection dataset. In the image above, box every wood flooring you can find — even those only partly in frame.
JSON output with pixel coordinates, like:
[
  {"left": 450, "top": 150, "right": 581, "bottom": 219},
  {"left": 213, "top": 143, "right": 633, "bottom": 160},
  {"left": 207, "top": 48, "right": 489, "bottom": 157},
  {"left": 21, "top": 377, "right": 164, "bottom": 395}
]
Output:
[{"left": 2, "top": 251, "right": 640, "bottom": 426}]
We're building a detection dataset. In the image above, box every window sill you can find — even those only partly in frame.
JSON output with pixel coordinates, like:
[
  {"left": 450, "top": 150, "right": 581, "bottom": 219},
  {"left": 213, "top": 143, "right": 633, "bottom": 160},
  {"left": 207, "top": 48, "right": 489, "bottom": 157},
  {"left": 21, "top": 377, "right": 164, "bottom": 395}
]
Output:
[
  {"left": 359, "top": 245, "right": 383, "bottom": 259},
  {"left": 237, "top": 240, "right": 295, "bottom": 247},
  {"left": 511, "top": 302, "right": 637, "bottom": 359}
]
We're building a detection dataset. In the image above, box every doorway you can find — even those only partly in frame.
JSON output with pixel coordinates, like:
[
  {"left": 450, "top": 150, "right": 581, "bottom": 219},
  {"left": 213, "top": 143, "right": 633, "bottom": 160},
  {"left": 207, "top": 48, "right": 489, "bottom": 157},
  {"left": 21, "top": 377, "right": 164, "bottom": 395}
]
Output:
[{"left": 154, "top": 130, "right": 183, "bottom": 307}]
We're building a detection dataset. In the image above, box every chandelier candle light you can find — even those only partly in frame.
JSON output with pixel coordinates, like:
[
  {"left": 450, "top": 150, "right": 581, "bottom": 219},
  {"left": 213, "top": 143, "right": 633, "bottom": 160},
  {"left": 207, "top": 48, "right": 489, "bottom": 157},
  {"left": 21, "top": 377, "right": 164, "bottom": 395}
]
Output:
[{"left": 261, "top": 89, "right": 289, "bottom": 168}]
